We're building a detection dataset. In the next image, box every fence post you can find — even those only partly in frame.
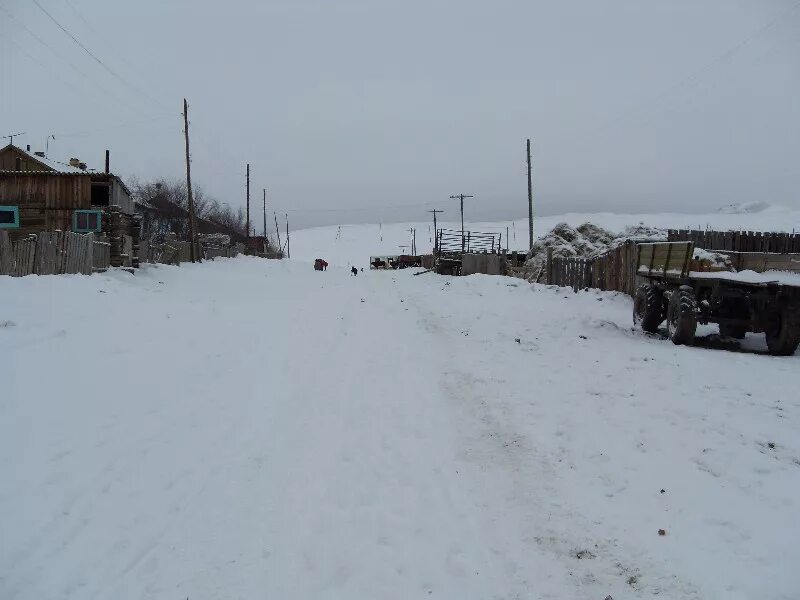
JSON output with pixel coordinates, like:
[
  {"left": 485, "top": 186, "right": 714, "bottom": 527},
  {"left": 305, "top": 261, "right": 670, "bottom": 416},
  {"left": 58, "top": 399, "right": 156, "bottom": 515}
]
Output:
[
  {"left": 546, "top": 247, "right": 553, "bottom": 284},
  {"left": 0, "top": 231, "right": 12, "bottom": 275},
  {"left": 131, "top": 215, "right": 141, "bottom": 268},
  {"left": 109, "top": 206, "right": 123, "bottom": 267}
]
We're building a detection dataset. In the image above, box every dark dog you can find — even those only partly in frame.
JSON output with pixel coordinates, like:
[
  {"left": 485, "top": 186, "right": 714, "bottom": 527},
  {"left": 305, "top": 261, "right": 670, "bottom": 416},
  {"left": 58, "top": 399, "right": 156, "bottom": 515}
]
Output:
[{"left": 351, "top": 266, "right": 358, "bottom": 276}]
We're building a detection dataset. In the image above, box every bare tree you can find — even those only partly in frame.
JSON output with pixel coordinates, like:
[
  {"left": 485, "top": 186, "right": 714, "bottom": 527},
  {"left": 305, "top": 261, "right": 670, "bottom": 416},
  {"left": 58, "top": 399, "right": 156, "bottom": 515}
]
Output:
[{"left": 128, "top": 176, "right": 250, "bottom": 238}]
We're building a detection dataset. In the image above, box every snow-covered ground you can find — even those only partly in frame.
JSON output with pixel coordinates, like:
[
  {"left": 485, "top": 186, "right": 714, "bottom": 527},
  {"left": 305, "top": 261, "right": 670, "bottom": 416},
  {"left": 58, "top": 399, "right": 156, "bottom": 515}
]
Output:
[
  {"left": 2, "top": 257, "right": 798, "bottom": 599},
  {"left": 289, "top": 207, "right": 800, "bottom": 267}
]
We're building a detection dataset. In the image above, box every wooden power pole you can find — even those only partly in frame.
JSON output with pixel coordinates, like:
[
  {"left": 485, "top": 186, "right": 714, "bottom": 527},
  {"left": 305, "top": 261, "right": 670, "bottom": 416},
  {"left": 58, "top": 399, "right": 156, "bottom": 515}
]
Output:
[
  {"left": 527, "top": 138, "right": 533, "bottom": 251},
  {"left": 183, "top": 98, "right": 198, "bottom": 263},
  {"left": 449, "top": 194, "right": 473, "bottom": 253},
  {"left": 285, "top": 213, "right": 290, "bottom": 259},
  {"left": 246, "top": 163, "right": 251, "bottom": 240},
  {"left": 274, "top": 211, "right": 282, "bottom": 253},
  {"left": 427, "top": 209, "right": 443, "bottom": 254},
  {"left": 262, "top": 189, "right": 267, "bottom": 239}
]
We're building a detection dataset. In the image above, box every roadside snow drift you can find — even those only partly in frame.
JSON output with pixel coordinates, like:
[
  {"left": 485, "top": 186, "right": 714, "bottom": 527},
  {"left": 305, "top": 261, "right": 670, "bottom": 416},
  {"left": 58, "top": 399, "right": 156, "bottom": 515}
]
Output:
[{"left": 2, "top": 258, "right": 798, "bottom": 599}]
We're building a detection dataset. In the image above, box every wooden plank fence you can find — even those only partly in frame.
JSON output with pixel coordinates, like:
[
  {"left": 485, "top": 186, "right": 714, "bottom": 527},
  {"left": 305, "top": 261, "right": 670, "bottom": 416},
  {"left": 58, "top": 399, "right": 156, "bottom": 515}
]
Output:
[
  {"left": 0, "top": 230, "right": 14, "bottom": 275},
  {"left": 668, "top": 229, "right": 800, "bottom": 253},
  {"left": 0, "top": 230, "right": 108, "bottom": 276},
  {"left": 546, "top": 242, "right": 639, "bottom": 294},
  {"left": 546, "top": 233, "right": 800, "bottom": 296},
  {"left": 547, "top": 255, "right": 593, "bottom": 292},
  {"left": 92, "top": 239, "right": 111, "bottom": 272},
  {"left": 591, "top": 241, "right": 640, "bottom": 296}
]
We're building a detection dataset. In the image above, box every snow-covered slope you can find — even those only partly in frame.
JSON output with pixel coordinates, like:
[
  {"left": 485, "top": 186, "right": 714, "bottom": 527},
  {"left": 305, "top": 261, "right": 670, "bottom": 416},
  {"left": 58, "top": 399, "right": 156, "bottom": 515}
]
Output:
[
  {"left": 289, "top": 207, "right": 800, "bottom": 267},
  {"left": 2, "top": 259, "right": 798, "bottom": 599}
]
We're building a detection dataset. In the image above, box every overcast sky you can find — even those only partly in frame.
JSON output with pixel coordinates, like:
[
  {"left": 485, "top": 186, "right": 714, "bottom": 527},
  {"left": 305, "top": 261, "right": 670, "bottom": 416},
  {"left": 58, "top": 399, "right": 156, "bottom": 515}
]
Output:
[{"left": 2, "top": 0, "right": 799, "bottom": 228}]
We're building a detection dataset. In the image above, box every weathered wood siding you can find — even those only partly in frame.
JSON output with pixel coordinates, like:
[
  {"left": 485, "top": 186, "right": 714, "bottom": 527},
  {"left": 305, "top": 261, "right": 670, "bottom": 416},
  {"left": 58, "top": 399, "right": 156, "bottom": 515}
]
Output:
[{"left": 0, "top": 172, "right": 92, "bottom": 238}]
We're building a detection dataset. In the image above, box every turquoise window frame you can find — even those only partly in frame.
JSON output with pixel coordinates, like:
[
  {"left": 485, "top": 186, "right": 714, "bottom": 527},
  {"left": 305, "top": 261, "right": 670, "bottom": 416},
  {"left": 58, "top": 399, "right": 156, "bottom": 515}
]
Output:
[
  {"left": 0, "top": 206, "right": 20, "bottom": 229},
  {"left": 73, "top": 209, "right": 103, "bottom": 233}
]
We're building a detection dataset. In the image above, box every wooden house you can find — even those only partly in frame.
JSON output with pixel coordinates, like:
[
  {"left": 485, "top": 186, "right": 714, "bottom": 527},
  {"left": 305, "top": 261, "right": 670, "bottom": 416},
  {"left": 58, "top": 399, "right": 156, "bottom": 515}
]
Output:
[{"left": 0, "top": 144, "right": 134, "bottom": 241}]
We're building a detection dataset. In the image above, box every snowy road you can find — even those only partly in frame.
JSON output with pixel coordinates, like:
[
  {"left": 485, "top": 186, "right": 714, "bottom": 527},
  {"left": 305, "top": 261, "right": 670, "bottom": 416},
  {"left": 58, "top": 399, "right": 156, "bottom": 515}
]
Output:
[{"left": 2, "top": 258, "right": 799, "bottom": 599}]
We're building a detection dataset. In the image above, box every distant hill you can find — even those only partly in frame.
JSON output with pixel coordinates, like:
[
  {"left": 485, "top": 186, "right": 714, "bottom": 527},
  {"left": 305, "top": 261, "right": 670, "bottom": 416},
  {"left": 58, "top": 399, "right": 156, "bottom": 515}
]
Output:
[{"left": 717, "top": 201, "right": 785, "bottom": 214}]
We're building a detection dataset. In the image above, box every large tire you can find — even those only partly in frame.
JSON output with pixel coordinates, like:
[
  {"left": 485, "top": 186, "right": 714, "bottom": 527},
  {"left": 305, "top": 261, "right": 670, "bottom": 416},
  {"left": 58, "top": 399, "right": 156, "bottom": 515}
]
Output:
[
  {"left": 633, "top": 284, "right": 664, "bottom": 333},
  {"left": 765, "top": 305, "right": 800, "bottom": 356},
  {"left": 719, "top": 324, "right": 747, "bottom": 339},
  {"left": 666, "top": 286, "right": 697, "bottom": 345}
]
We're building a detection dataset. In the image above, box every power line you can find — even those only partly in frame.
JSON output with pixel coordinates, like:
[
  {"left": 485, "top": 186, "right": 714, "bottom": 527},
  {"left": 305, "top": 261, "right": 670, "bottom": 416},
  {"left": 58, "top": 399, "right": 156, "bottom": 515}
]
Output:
[
  {"left": 0, "top": 4, "right": 159, "bottom": 119},
  {"left": 2, "top": 35, "right": 121, "bottom": 116},
  {"left": 52, "top": 115, "right": 179, "bottom": 138},
  {"left": 60, "top": 0, "right": 154, "bottom": 82},
  {"left": 273, "top": 200, "right": 443, "bottom": 214},
  {"left": 30, "top": 0, "right": 173, "bottom": 115}
]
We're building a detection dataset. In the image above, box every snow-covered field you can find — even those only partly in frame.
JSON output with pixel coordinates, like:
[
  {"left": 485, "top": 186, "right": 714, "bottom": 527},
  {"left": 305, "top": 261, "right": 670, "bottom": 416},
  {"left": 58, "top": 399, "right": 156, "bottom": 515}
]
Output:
[
  {"left": 289, "top": 206, "right": 800, "bottom": 267},
  {"left": 2, "top": 257, "right": 798, "bottom": 599}
]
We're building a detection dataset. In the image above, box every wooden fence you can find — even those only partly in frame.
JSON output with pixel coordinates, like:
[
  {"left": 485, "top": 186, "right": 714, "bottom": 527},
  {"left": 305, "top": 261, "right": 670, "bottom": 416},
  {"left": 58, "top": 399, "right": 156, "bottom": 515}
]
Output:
[
  {"left": 547, "top": 255, "right": 593, "bottom": 291},
  {"left": 0, "top": 230, "right": 110, "bottom": 276},
  {"left": 545, "top": 241, "right": 640, "bottom": 296},
  {"left": 93, "top": 240, "right": 111, "bottom": 272},
  {"left": 546, "top": 235, "right": 800, "bottom": 295},
  {"left": 590, "top": 241, "right": 640, "bottom": 295},
  {"left": 546, "top": 241, "right": 640, "bottom": 294},
  {"left": 668, "top": 229, "right": 800, "bottom": 253}
]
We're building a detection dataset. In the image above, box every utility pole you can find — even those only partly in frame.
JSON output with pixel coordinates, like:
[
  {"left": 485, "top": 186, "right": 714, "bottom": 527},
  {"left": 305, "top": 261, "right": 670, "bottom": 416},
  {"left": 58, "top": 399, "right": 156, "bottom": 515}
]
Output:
[
  {"left": 285, "top": 213, "right": 290, "bottom": 259},
  {"left": 183, "top": 99, "right": 198, "bottom": 263},
  {"left": 246, "top": 163, "right": 251, "bottom": 240},
  {"left": 408, "top": 227, "right": 417, "bottom": 255},
  {"left": 449, "top": 194, "right": 473, "bottom": 253},
  {"left": 262, "top": 189, "right": 267, "bottom": 240},
  {"left": 274, "top": 211, "right": 282, "bottom": 253},
  {"left": 527, "top": 138, "right": 533, "bottom": 251},
  {"left": 427, "top": 209, "right": 443, "bottom": 254}
]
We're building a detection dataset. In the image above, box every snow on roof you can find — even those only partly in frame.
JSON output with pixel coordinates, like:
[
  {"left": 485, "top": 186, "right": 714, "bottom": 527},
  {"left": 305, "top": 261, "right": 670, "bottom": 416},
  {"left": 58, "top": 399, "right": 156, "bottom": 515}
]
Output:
[
  {"left": 3, "top": 143, "right": 86, "bottom": 173},
  {"left": 25, "top": 149, "right": 86, "bottom": 173}
]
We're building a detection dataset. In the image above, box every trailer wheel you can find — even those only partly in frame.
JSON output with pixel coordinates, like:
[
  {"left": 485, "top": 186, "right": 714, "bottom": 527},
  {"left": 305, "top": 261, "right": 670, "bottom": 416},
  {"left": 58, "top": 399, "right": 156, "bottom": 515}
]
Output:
[
  {"left": 666, "top": 286, "right": 697, "bottom": 345},
  {"left": 719, "top": 324, "right": 747, "bottom": 339},
  {"left": 765, "top": 305, "right": 800, "bottom": 356},
  {"left": 633, "top": 284, "right": 663, "bottom": 333}
]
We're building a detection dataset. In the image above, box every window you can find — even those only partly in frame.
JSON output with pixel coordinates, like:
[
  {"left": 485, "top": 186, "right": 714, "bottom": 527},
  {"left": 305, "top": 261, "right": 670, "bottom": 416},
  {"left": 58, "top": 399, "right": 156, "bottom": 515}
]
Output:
[
  {"left": 0, "top": 206, "right": 20, "bottom": 229},
  {"left": 73, "top": 210, "right": 102, "bottom": 233}
]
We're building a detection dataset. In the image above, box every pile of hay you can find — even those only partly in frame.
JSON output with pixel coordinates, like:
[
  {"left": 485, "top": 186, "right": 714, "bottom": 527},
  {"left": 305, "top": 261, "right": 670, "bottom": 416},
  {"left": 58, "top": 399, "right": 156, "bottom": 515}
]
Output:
[{"left": 522, "top": 222, "right": 665, "bottom": 281}]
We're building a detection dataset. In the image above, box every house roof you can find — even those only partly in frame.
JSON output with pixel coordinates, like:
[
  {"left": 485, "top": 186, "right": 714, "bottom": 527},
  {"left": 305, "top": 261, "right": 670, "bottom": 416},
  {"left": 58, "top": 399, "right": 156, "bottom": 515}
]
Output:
[
  {"left": 1, "top": 143, "right": 86, "bottom": 173},
  {"left": 0, "top": 170, "right": 91, "bottom": 176},
  {"left": 0, "top": 144, "right": 132, "bottom": 195}
]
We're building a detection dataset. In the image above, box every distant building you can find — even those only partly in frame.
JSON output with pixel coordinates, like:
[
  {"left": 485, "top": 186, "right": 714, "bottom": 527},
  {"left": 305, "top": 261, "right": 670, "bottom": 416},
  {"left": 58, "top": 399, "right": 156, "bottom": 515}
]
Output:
[{"left": 0, "top": 143, "right": 134, "bottom": 240}]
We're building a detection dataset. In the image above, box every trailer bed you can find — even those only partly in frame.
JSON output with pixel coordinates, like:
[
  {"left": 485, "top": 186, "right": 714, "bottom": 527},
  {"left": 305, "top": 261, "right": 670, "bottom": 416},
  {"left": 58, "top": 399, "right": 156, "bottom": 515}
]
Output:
[{"left": 688, "top": 269, "right": 800, "bottom": 288}]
